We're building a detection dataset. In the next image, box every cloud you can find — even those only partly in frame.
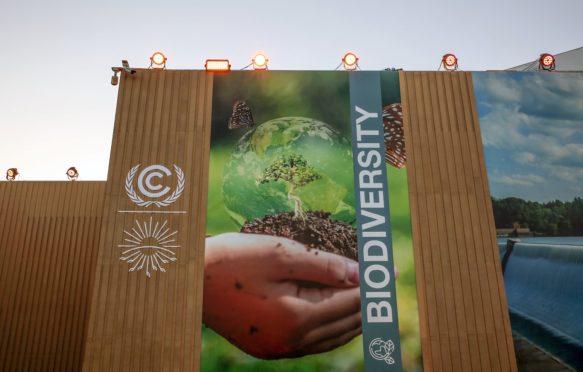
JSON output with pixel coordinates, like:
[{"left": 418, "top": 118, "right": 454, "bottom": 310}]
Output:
[
  {"left": 491, "top": 174, "right": 545, "bottom": 187},
  {"left": 516, "top": 152, "right": 536, "bottom": 164},
  {"left": 475, "top": 72, "right": 583, "bottom": 193}
]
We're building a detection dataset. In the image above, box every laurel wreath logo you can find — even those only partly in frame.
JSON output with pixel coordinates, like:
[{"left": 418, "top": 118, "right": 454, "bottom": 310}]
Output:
[{"left": 125, "top": 164, "right": 185, "bottom": 207}]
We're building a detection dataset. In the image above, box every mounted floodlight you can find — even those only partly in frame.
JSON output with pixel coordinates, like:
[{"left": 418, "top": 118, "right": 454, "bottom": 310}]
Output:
[
  {"left": 6, "top": 168, "right": 18, "bottom": 181},
  {"left": 252, "top": 54, "right": 268, "bottom": 70},
  {"left": 539, "top": 53, "right": 556, "bottom": 71},
  {"left": 66, "top": 166, "right": 79, "bottom": 181},
  {"left": 342, "top": 52, "right": 359, "bottom": 70},
  {"left": 442, "top": 53, "right": 458, "bottom": 71},
  {"left": 150, "top": 52, "right": 167, "bottom": 69},
  {"left": 111, "top": 68, "right": 120, "bottom": 86},
  {"left": 205, "top": 59, "right": 231, "bottom": 72},
  {"left": 111, "top": 60, "right": 136, "bottom": 86}
]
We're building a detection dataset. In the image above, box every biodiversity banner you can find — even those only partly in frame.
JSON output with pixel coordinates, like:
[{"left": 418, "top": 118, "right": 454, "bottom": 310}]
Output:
[
  {"left": 203, "top": 71, "right": 420, "bottom": 371},
  {"left": 473, "top": 71, "right": 583, "bottom": 370}
]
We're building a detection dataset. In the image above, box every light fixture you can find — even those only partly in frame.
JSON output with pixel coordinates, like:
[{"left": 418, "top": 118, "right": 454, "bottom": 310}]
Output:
[
  {"left": 252, "top": 54, "right": 268, "bottom": 70},
  {"left": 342, "top": 52, "right": 359, "bottom": 70},
  {"left": 111, "top": 68, "right": 120, "bottom": 86},
  {"left": 6, "top": 168, "right": 18, "bottom": 181},
  {"left": 150, "top": 52, "right": 167, "bottom": 69},
  {"left": 441, "top": 53, "right": 458, "bottom": 71},
  {"left": 66, "top": 166, "right": 79, "bottom": 181},
  {"left": 539, "top": 53, "right": 556, "bottom": 71},
  {"left": 111, "top": 60, "right": 136, "bottom": 86},
  {"left": 205, "top": 59, "right": 231, "bottom": 72}
]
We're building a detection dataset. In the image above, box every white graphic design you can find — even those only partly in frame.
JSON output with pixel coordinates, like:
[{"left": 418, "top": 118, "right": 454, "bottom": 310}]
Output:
[
  {"left": 369, "top": 338, "right": 396, "bottom": 365},
  {"left": 125, "top": 164, "right": 185, "bottom": 207},
  {"left": 119, "top": 218, "right": 179, "bottom": 277}
]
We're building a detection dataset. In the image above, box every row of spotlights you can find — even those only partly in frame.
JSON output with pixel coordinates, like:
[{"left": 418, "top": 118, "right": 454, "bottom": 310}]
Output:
[
  {"left": 114, "top": 51, "right": 557, "bottom": 78},
  {"left": 5, "top": 167, "right": 79, "bottom": 181},
  {"left": 143, "top": 52, "right": 359, "bottom": 72}
]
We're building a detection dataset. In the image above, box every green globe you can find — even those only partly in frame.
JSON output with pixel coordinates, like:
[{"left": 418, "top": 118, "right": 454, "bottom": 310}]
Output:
[{"left": 223, "top": 117, "right": 356, "bottom": 225}]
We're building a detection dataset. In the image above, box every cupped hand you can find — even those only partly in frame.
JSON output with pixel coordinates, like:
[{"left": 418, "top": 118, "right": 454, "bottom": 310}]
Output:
[{"left": 203, "top": 233, "right": 362, "bottom": 359}]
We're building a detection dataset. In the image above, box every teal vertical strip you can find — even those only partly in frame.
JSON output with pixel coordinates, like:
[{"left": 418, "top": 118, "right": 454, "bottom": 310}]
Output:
[{"left": 349, "top": 72, "right": 402, "bottom": 372}]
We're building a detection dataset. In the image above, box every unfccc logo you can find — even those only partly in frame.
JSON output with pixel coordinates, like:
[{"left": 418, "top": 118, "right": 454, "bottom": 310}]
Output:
[{"left": 125, "top": 164, "right": 185, "bottom": 207}]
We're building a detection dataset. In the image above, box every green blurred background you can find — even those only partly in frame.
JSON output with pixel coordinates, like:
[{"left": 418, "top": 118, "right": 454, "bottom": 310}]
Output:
[{"left": 203, "top": 71, "right": 421, "bottom": 371}]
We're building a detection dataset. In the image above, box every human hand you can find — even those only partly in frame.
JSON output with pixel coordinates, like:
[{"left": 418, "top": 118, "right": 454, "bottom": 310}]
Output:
[{"left": 203, "top": 233, "right": 362, "bottom": 359}]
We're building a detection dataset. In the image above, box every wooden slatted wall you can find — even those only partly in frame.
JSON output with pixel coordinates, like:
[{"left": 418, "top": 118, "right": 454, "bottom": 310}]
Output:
[
  {"left": 400, "top": 71, "right": 517, "bottom": 372},
  {"left": 82, "top": 70, "right": 212, "bottom": 371},
  {"left": 0, "top": 181, "right": 105, "bottom": 371}
]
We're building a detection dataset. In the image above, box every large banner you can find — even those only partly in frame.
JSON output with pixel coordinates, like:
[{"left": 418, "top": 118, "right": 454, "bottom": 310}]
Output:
[
  {"left": 203, "top": 71, "right": 420, "bottom": 371},
  {"left": 473, "top": 71, "right": 583, "bottom": 370}
]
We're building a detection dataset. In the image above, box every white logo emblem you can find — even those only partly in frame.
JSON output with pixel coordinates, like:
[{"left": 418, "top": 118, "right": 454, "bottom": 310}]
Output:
[
  {"left": 369, "top": 338, "right": 396, "bottom": 365},
  {"left": 118, "top": 218, "right": 179, "bottom": 277},
  {"left": 125, "top": 164, "right": 185, "bottom": 207}
]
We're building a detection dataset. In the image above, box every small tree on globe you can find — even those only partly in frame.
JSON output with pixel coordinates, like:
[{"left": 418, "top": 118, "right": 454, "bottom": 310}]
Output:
[{"left": 258, "top": 154, "right": 321, "bottom": 221}]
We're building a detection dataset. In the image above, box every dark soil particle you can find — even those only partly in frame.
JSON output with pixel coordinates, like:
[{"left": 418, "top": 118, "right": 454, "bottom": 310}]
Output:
[
  {"left": 249, "top": 326, "right": 259, "bottom": 335},
  {"left": 241, "top": 211, "right": 357, "bottom": 261},
  {"left": 234, "top": 280, "right": 243, "bottom": 290}
]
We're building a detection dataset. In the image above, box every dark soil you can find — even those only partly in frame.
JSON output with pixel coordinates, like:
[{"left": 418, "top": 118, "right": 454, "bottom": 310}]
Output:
[{"left": 240, "top": 211, "right": 357, "bottom": 260}]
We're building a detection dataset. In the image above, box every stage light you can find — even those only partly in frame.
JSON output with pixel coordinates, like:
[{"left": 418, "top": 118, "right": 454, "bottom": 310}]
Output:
[
  {"left": 66, "top": 166, "right": 79, "bottom": 181},
  {"left": 205, "top": 59, "right": 231, "bottom": 72},
  {"left": 442, "top": 53, "right": 458, "bottom": 71},
  {"left": 342, "top": 52, "right": 359, "bottom": 70},
  {"left": 6, "top": 168, "right": 18, "bottom": 181},
  {"left": 150, "top": 52, "right": 167, "bottom": 69},
  {"left": 539, "top": 53, "right": 556, "bottom": 71},
  {"left": 252, "top": 54, "right": 268, "bottom": 70}
]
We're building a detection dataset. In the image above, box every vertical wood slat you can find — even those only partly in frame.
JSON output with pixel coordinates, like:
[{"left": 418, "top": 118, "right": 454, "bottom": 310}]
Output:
[
  {"left": 0, "top": 181, "right": 106, "bottom": 371},
  {"left": 400, "top": 71, "right": 517, "bottom": 372},
  {"left": 82, "top": 70, "right": 212, "bottom": 371}
]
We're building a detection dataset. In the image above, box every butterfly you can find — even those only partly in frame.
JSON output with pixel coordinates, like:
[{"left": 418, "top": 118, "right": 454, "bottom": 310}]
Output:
[
  {"left": 382, "top": 103, "right": 406, "bottom": 169},
  {"left": 228, "top": 100, "right": 255, "bottom": 129}
]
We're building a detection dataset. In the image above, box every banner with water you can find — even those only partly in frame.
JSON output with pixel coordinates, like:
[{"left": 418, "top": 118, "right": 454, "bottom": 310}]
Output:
[{"left": 474, "top": 71, "right": 583, "bottom": 370}]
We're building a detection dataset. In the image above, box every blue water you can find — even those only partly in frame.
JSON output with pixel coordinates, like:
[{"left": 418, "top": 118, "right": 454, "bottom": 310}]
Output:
[
  {"left": 498, "top": 236, "right": 583, "bottom": 369},
  {"left": 497, "top": 236, "right": 583, "bottom": 246}
]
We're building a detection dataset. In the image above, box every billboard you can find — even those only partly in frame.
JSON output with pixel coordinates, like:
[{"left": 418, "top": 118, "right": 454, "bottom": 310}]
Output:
[
  {"left": 203, "top": 71, "right": 420, "bottom": 371},
  {"left": 473, "top": 71, "right": 583, "bottom": 370},
  {"left": 1, "top": 70, "right": 521, "bottom": 372}
]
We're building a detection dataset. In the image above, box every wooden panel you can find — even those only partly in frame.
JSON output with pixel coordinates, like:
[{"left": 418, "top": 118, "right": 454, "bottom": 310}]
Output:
[
  {"left": 400, "top": 71, "right": 517, "bottom": 372},
  {"left": 0, "top": 181, "right": 105, "bottom": 371},
  {"left": 82, "top": 70, "right": 212, "bottom": 371}
]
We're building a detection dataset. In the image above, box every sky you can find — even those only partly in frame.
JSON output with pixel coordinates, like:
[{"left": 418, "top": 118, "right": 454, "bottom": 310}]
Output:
[
  {"left": 1, "top": 0, "right": 582, "bottom": 180},
  {"left": 474, "top": 72, "right": 583, "bottom": 202}
]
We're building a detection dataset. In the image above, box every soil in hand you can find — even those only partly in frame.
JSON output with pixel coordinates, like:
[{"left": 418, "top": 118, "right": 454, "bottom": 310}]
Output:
[{"left": 240, "top": 211, "right": 357, "bottom": 261}]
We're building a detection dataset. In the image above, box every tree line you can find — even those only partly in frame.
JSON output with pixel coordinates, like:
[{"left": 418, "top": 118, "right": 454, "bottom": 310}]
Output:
[{"left": 492, "top": 196, "right": 583, "bottom": 236}]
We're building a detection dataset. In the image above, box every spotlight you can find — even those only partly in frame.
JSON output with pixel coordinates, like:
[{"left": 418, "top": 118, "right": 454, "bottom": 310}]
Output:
[
  {"left": 205, "top": 59, "right": 231, "bottom": 72},
  {"left": 111, "top": 68, "right": 120, "bottom": 86},
  {"left": 150, "top": 52, "right": 167, "bottom": 69},
  {"left": 111, "top": 60, "right": 136, "bottom": 86},
  {"left": 539, "top": 53, "right": 556, "bottom": 71},
  {"left": 66, "top": 166, "right": 79, "bottom": 181},
  {"left": 442, "top": 54, "right": 458, "bottom": 71},
  {"left": 6, "top": 168, "right": 18, "bottom": 181},
  {"left": 252, "top": 54, "right": 268, "bottom": 70},
  {"left": 342, "top": 52, "right": 359, "bottom": 70}
]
